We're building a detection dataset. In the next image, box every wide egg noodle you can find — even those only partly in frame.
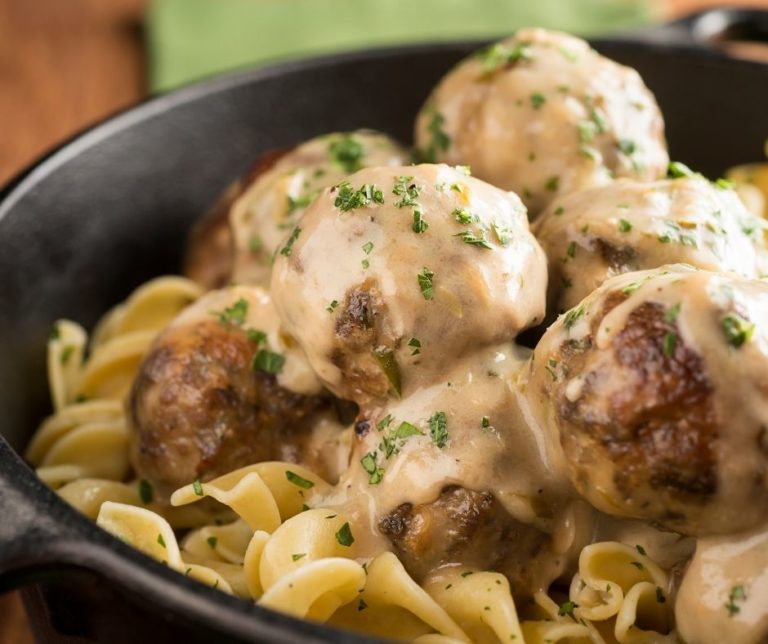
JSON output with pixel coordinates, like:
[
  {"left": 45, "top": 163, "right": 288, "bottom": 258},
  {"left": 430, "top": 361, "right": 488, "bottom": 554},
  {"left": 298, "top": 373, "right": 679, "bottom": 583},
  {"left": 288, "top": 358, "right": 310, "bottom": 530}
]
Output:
[{"left": 96, "top": 502, "right": 232, "bottom": 594}]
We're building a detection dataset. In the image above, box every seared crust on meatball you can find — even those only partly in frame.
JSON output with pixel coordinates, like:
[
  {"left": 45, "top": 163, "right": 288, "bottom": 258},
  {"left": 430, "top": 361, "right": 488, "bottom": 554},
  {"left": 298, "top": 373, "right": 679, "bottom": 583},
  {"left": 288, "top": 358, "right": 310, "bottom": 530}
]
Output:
[
  {"left": 380, "top": 486, "right": 563, "bottom": 598},
  {"left": 528, "top": 265, "right": 768, "bottom": 535},
  {"left": 127, "top": 286, "right": 334, "bottom": 500},
  {"left": 129, "top": 317, "right": 331, "bottom": 499}
]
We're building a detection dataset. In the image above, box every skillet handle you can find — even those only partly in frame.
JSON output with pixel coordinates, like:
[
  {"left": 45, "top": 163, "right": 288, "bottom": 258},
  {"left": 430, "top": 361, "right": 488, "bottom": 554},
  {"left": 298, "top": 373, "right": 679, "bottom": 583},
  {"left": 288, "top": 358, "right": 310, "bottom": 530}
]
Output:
[
  {"left": 620, "top": 7, "right": 768, "bottom": 50},
  {"left": 0, "top": 436, "right": 83, "bottom": 591}
]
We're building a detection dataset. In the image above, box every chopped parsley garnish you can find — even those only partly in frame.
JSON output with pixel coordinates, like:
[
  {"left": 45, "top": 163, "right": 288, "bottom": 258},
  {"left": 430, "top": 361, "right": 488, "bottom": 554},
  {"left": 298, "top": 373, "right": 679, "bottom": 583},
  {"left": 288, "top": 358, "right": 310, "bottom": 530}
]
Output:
[
  {"left": 279, "top": 226, "right": 301, "bottom": 256},
  {"left": 329, "top": 135, "right": 365, "bottom": 173},
  {"left": 481, "top": 416, "right": 491, "bottom": 430},
  {"left": 246, "top": 329, "right": 267, "bottom": 344},
  {"left": 193, "top": 479, "right": 204, "bottom": 497},
  {"left": 49, "top": 324, "right": 60, "bottom": 340},
  {"left": 618, "top": 219, "right": 632, "bottom": 233},
  {"left": 476, "top": 41, "right": 531, "bottom": 75},
  {"left": 722, "top": 313, "right": 755, "bottom": 348},
  {"left": 157, "top": 533, "right": 166, "bottom": 548},
  {"left": 285, "top": 470, "right": 315, "bottom": 489},
  {"left": 362, "top": 259, "right": 370, "bottom": 269},
  {"left": 360, "top": 452, "right": 384, "bottom": 485},
  {"left": 562, "top": 276, "right": 573, "bottom": 289},
  {"left": 358, "top": 599, "right": 368, "bottom": 611},
  {"left": 668, "top": 161, "right": 699, "bottom": 179},
  {"left": 461, "top": 571, "right": 474, "bottom": 578},
  {"left": 377, "top": 414, "right": 393, "bottom": 431},
  {"left": 630, "top": 561, "right": 644, "bottom": 570},
  {"left": 558, "top": 600, "right": 578, "bottom": 617},
  {"left": 287, "top": 192, "right": 318, "bottom": 214},
  {"left": 418, "top": 267, "right": 435, "bottom": 300},
  {"left": 249, "top": 236, "right": 263, "bottom": 254},
  {"left": 492, "top": 222, "right": 512, "bottom": 246},
  {"left": 530, "top": 93, "right": 546, "bottom": 110},
  {"left": 554, "top": 206, "right": 565, "bottom": 216},
  {"left": 725, "top": 585, "right": 746, "bottom": 617},
  {"left": 545, "top": 175, "right": 560, "bottom": 192},
  {"left": 578, "top": 121, "right": 596, "bottom": 144},
  {"left": 138, "top": 479, "right": 153, "bottom": 505},
  {"left": 546, "top": 358, "right": 558, "bottom": 381},
  {"left": 566, "top": 241, "right": 577, "bottom": 259},
  {"left": 372, "top": 346, "right": 401, "bottom": 396},
  {"left": 362, "top": 241, "right": 374, "bottom": 254},
  {"left": 212, "top": 297, "right": 248, "bottom": 326},
  {"left": 393, "top": 176, "right": 422, "bottom": 208},
  {"left": 664, "top": 303, "right": 681, "bottom": 323},
  {"left": 412, "top": 210, "right": 429, "bottom": 234},
  {"left": 716, "top": 177, "right": 735, "bottom": 190},
  {"left": 618, "top": 139, "right": 636, "bottom": 155},
  {"left": 585, "top": 97, "right": 608, "bottom": 133},
  {"left": 563, "top": 304, "right": 586, "bottom": 330},
  {"left": 253, "top": 349, "right": 285, "bottom": 374},
  {"left": 334, "top": 182, "right": 384, "bottom": 211},
  {"left": 455, "top": 230, "right": 492, "bottom": 250},
  {"left": 380, "top": 421, "right": 424, "bottom": 458},
  {"left": 453, "top": 207, "right": 475, "bottom": 224},
  {"left": 291, "top": 553, "right": 306, "bottom": 561},
  {"left": 428, "top": 411, "right": 448, "bottom": 448},
  {"left": 419, "top": 108, "right": 451, "bottom": 162},
  {"left": 207, "top": 536, "right": 218, "bottom": 549},
  {"left": 408, "top": 337, "right": 421, "bottom": 355},
  {"left": 326, "top": 300, "right": 339, "bottom": 314},
  {"left": 335, "top": 522, "right": 355, "bottom": 547},
  {"left": 635, "top": 544, "right": 647, "bottom": 556},
  {"left": 60, "top": 345, "right": 75, "bottom": 366},
  {"left": 662, "top": 332, "right": 677, "bottom": 358}
]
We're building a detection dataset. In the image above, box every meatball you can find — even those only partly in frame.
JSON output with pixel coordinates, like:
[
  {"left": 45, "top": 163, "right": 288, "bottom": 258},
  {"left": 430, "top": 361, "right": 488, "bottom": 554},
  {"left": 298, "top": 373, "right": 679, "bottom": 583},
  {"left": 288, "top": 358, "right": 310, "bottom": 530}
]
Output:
[
  {"left": 536, "top": 175, "right": 768, "bottom": 313},
  {"left": 316, "top": 345, "right": 573, "bottom": 594},
  {"left": 128, "top": 286, "right": 334, "bottom": 500},
  {"left": 414, "top": 28, "right": 668, "bottom": 214},
  {"left": 527, "top": 265, "right": 768, "bottom": 535},
  {"left": 270, "top": 164, "right": 547, "bottom": 405},
  {"left": 380, "top": 486, "right": 563, "bottom": 600},
  {"left": 183, "top": 131, "right": 408, "bottom": 289}
]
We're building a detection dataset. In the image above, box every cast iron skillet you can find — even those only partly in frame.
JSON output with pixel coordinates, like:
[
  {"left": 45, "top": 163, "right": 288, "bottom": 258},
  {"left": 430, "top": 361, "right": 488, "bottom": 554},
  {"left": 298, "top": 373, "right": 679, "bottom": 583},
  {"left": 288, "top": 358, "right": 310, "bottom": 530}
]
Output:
[{"left": 1, "top": 8, "right": 767, "bottom": 643}]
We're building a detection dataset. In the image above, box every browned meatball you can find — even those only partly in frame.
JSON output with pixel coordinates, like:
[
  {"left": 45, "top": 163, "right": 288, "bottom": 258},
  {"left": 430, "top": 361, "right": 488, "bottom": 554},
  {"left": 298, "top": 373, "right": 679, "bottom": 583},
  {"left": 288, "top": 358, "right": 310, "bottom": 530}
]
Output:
[
  {"left": 527, "top": 264, "right": 768, "bottom": 535},
  {"left": 128, "top": 286, "right": 333, "bottom": 500},
  {"left": 379, "top": 486, "right": 565, "bottom": 599}
]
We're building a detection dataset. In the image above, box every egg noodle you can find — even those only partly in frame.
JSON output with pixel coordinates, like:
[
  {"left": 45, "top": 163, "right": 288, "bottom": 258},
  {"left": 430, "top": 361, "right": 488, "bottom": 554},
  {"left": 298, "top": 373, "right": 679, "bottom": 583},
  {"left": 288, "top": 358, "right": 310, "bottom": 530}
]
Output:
[{"left": 26, "top": 275, "right": 679, "bottom": 644}]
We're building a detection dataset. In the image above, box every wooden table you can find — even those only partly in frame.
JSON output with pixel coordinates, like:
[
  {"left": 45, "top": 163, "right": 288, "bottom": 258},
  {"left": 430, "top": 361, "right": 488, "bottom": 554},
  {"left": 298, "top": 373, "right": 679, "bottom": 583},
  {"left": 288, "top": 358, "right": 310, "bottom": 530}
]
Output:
[{"left": 0, "top": 0, "right": 765, "bottom": 641}]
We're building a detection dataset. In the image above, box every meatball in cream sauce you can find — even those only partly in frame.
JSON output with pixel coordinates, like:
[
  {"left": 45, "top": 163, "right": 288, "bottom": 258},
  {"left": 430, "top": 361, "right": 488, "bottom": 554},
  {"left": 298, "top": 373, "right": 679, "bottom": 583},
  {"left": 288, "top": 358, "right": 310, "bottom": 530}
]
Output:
[
  {"left": 270, "top": 164, "right": 547, "bottom": 407},
  {"left": 528, "top": 265, "right": 768, "bottom": 536},
  {"left": 414, "top": 28, "right": 668, "bottom": 214}
]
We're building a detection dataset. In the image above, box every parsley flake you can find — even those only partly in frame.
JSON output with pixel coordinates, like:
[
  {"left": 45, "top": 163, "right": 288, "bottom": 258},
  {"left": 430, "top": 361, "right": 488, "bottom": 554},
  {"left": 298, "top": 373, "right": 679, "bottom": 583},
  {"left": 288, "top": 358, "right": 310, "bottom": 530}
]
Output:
[
  {"left": 726, "top": 585, "right": 746, "bottom": 617},
  {"left": 292, "top": 552, "right": 307, "bottom": 561},
  {"left": 138, "top": 479, "right": 153, "bottom": 505},
  {"left": 618, "top": 218, "right": 632, "bottom": 233},
  {"left": 408, "top": 337, "right": 421, "bottom": 355},
  {"left": 334, "top": 182, "right": 384, "bottom": 211},
  {"left": 193, "top": 479, "right": 204, "bottom": 497},
  {"left": 428, "top": 411, "right": 448, "bottom": 448},
  {"left": 253, "top": 349, "right": 285, "bottom": 374},
  {"left": 335, "top": 522, "right": 355, "bottom": 547},
  {"left": 530, "top": 93, "right": 546, "bottom": 110},
  {"left": 329, "top": 135, "right": 365, "bottom": 173},
  {"left": 722, "top": 313, "right": 755, "bottom": 348},
  {"left": 207, "top": 536, "right": 218, "bottom": 549},
  {"left": 279, "top": 226, "right": 301, "bottom": 256},
  {"left": 558, "top": 600, "right": 578, "bottom": 617},
  {"left": 412, "top": 210, "right": 429, "bottom": 234},
  {"left": 455, "top": 230, "right": 492, "bottom": 250},
  {"left": 285, "top": 470, "right": 315, "bottom": 489},
  {"left": 418, "top": 267, "right": 435, "bottom": 300}
]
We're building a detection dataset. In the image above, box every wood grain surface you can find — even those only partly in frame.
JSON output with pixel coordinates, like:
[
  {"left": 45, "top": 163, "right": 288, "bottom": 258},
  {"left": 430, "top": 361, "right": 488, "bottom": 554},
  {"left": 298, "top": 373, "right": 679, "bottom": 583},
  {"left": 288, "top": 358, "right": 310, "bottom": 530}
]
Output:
[{"left": 0, "top": 0, "right": 765, "bottom": 642}]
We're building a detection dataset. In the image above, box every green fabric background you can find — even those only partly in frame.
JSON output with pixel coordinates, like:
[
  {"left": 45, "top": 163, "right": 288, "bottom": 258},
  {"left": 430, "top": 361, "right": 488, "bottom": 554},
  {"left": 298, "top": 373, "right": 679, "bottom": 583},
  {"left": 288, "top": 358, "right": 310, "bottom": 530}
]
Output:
[{"left": 147, "top": 0, "right": 653, "bottom": 91}]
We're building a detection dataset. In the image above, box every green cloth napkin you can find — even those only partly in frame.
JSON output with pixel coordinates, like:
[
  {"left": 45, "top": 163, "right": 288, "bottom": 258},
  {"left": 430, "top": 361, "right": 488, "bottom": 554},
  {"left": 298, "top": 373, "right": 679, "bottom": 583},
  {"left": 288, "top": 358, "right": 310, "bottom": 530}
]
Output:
[{"left": 147, "top": 0, "right": 653, "bottom": 92}]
